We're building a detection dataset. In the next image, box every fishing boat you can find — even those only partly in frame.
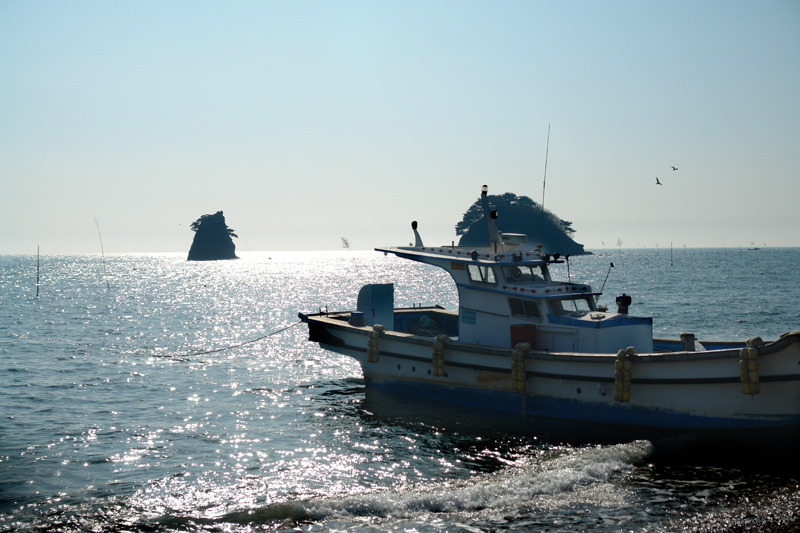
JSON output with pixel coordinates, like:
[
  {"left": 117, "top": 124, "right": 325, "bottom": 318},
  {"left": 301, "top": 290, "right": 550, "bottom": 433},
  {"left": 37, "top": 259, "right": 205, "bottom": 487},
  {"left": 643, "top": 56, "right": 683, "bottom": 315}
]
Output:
[{"left": 299, "top": 186, "right": 800, "bottom": 450}]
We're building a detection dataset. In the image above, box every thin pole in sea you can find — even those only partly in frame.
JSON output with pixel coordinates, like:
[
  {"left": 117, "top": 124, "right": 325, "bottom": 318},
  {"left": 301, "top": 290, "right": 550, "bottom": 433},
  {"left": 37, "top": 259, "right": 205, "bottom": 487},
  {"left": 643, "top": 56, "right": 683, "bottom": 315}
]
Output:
[{"left": 93, "top": 215, "right": 110, "bottom": 290}]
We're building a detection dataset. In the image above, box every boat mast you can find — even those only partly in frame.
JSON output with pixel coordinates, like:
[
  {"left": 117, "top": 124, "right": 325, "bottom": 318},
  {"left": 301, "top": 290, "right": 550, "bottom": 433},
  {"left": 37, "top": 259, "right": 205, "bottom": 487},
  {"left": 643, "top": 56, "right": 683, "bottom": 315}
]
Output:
[{"left": 480, "top": 185, "right": 503, "bottom": 252}]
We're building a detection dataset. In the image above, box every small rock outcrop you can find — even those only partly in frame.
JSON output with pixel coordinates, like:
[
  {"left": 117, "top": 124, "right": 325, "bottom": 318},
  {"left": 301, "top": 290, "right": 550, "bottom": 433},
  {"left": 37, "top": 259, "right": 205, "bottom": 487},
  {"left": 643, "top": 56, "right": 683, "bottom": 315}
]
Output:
[{"left": 187, "top": 211, "right": 238, "bottom": 261}]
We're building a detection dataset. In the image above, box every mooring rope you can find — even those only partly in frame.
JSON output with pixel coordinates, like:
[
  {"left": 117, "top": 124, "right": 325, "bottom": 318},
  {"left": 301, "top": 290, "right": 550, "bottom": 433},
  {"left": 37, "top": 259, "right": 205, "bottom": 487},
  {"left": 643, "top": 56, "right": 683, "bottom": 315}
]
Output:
[{"left": 143, "top": 321, "right": 303, "bottom": 357}]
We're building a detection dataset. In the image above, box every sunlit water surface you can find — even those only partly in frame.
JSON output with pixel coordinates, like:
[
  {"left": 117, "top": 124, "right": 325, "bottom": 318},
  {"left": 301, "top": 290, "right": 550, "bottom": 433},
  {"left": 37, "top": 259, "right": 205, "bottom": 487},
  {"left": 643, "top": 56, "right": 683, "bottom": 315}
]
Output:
[{"left": 1, "top": 249, "right": 799, "bottom": 532}]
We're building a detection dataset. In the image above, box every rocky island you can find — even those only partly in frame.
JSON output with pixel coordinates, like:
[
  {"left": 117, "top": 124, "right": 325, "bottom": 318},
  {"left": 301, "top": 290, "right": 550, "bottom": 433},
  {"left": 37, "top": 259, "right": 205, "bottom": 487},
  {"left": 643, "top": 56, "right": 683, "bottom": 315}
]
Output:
[
  {"left": 456, "top": 192, "right": 588, "bottom": 256},
  {"left": 187, "top": 211, "right": 239, "bottom": 261}
]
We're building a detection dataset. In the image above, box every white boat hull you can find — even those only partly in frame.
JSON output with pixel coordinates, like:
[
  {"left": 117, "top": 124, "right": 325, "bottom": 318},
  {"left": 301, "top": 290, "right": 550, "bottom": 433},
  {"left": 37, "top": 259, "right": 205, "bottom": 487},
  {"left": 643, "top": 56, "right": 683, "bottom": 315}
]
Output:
[{"left": 301, "top": 309, "right": 800, "bottom": 448}]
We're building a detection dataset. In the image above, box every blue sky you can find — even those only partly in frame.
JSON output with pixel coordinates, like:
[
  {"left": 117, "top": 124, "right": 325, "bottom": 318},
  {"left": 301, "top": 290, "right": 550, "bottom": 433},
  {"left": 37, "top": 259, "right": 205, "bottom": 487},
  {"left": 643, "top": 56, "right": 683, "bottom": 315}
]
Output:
[{"left": 2, "top": 1, "right": 799, "bottom": 253}]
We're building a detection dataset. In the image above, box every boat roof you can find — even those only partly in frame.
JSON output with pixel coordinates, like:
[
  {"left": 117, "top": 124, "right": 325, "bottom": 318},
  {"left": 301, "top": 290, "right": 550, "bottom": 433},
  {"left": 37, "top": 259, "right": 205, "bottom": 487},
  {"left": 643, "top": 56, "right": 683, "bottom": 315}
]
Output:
[
  {"left": 377, "top": 246, "right": 601, "bottom": 298},
  {"left": 376, "top": 246, "right": 563, "bottom": 266}
]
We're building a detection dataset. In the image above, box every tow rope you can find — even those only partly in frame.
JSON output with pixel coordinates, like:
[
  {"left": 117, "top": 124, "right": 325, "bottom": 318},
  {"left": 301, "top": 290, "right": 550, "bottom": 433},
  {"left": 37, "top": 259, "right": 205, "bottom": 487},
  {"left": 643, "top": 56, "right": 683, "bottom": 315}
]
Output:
[{"left": 142, "top": 321, "right": 303, "bottom": 357}]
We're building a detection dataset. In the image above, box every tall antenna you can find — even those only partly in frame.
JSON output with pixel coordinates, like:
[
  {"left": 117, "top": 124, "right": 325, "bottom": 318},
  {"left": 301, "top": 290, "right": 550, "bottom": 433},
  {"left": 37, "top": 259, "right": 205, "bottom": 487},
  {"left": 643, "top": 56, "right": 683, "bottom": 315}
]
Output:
[{"left": 539, "top": 124, "right": 551, "bottom": 246}]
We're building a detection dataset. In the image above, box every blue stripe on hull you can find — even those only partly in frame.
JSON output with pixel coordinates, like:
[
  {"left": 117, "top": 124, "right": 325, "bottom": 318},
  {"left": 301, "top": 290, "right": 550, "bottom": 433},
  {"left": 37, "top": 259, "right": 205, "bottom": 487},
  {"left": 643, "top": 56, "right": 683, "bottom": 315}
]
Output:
[{"left": 364, "top": 375, "right": 800, "bottom": 432}]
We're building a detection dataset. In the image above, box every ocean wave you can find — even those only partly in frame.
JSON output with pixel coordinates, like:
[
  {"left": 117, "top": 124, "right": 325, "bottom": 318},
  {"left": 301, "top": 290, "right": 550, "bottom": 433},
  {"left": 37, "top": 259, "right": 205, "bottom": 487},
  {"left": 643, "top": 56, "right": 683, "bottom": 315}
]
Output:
[{"left": 215, "top": 440, "right": 654, "bottom": 527}]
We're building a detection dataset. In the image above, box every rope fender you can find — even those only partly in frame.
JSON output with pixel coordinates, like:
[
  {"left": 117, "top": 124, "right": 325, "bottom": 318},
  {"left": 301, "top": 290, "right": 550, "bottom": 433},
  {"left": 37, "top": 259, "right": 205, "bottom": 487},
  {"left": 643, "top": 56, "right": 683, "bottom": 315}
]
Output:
[
  {"left": 432, "top": 334, "right": 449, "bottom": 377},
  {"left": 740, "top": 336, "right": 764, "bottom": 395},
  {"left": 367, "top": 324, "right": 386, "bottom": 363},
  {"left": 512, "top": 342, "right": 530, "bottom": 392},
  {"left": 614, "top": 346, "right": 635, "bottom": 402}
]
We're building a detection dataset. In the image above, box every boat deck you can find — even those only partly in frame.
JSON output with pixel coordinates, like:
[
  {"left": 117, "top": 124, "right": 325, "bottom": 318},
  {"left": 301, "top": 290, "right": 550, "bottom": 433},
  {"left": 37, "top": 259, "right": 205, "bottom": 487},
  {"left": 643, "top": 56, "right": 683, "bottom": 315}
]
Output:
[
  {"left": 319, "top": 306, "right": 748, "bottom": 354},
  {"left": 392, "top": 307, "right": 459, "bottom": 337},
  {"left": 653, "top": 338, "right": 747, "bottom": 352}
]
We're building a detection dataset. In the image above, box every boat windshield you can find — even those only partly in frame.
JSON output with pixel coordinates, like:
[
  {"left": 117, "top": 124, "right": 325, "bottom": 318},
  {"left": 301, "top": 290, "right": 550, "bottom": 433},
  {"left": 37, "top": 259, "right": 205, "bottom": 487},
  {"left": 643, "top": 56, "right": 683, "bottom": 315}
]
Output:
[
  {"left": 509, "top": 297, "right": 542, "bottom": 321},
  {"left": 467, "top": 264, "right": 497, "bottom": 284},
  {"left": 502, "top": 265, "right": 546, "bottom": 283},
  {"left": 549, "top": 296, "right": 596, "bottom": 317}
]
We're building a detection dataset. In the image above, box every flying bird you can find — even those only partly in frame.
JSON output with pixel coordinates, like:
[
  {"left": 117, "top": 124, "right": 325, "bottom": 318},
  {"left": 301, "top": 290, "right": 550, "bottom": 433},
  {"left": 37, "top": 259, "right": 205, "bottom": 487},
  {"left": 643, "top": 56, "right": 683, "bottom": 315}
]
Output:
[
  {"left": 655, "top": 177, "right": 662, "bottom": 185},
  {"left": 671, "top": 166, "right": 678, "bottom": 171}
]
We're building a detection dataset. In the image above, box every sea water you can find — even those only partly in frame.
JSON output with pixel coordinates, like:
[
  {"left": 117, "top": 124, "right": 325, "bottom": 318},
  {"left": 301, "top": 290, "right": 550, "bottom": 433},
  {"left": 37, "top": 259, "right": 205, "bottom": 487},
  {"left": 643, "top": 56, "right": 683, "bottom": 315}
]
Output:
[{"left": 1, "top": 249, "right": 798, "bottom": 532}]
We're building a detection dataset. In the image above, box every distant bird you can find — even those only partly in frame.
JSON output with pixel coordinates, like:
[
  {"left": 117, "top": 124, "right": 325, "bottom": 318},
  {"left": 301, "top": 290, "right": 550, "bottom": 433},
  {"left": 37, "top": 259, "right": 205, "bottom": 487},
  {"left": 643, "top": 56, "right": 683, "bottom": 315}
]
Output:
[
  {"left": 671, "top": 166, "right": 678, "bottom": 171},
  {"left": 655, "top": 177, "right": 662, "bottom": 185}
]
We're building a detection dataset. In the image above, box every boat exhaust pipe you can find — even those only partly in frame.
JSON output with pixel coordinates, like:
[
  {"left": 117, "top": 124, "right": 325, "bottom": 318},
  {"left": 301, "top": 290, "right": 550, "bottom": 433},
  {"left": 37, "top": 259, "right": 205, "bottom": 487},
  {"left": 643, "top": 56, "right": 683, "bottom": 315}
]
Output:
[
  {"left": 680, "top": 332, "right": 696, "bottom": 351},
  {"left": 411, "top": 220, "right": 423, "bottom": 247},
  {"left": 616, "top": 293, "right": 632, "bottom": 314}
]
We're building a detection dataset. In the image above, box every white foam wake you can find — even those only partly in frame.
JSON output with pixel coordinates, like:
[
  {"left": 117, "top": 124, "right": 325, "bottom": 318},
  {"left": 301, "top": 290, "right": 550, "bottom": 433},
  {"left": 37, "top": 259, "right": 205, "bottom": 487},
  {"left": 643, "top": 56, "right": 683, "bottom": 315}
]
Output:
[{"left": 223, "top": 440, "right": 654, "bottom": 525}]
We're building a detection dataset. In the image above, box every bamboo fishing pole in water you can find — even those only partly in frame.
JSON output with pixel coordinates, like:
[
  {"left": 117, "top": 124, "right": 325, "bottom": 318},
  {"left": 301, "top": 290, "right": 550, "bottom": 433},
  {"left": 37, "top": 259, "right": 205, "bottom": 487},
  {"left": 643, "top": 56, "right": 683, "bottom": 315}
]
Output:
[{"left": 93, "top": 216, "right": 110, "bottom": 290}]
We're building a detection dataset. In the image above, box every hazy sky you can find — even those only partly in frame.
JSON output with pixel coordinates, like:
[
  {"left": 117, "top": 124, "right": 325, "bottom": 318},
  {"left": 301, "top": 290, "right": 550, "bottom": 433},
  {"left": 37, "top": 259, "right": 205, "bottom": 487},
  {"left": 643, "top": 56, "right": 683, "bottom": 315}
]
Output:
[{"left": 2, "top": 1, "right": 799, "bottom": 254}]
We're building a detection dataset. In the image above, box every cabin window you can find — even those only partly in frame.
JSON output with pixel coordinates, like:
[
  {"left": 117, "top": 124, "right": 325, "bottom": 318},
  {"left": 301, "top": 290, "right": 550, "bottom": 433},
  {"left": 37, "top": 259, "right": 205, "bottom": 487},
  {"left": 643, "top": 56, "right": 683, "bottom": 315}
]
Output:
[
  {"left": 502, "top": 265, "right": 546, "bottom": 283},
  {"left": 549, "top": 297, "right": 595, "bottom": 316},
  {"left": 467, "top": 264, "right": 497, "bottom": 284},
  {"left": 509, "top": 297, "right": 542, "bottom": 321}
]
